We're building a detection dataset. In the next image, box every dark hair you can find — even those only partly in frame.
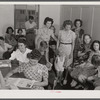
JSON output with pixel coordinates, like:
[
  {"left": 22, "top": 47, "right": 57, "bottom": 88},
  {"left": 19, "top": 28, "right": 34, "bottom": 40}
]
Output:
[
  {"left": 74, "top": 19, "right": 83, "bottom": 27},
  {"left": 0, "top": 37, "right": 4, "bottom": 41},
  {"left": 83, "top": 34, "right": 92, "bottom": 44},
  {"left": 90, "top": 40, "right": 100, "bottom": 52},
  {"left": 50, "top": 25, "right": 56, "bottom": 33},
  {"left": 17, "top": 28, "right": 23, "bottom": 33},
  {"left": 27, "top": 49, "right": 41, "bottom": 60},
  {"left": 91, "top": 55, "right": 100, "bottom": 66},
  {"left": 6, "top": 27, "right": 14, "bottom": 34},
  {"left": 49, "top": 41, "right": 57, "bottom": 46},
  {"left": 40, "top": 41, "right": 48, "bottom": 48},
  {"left": 44, "top": 17, "right": 54, "bottom": 25},
  {"left": 18, "top": 38, "right": 26, "bottom": 46},
  {"left": 63, "top": 20, "right": 73, "bottom": 28},
  {"left": 29, "top": 16, "right": 34, "bottom": 20}
]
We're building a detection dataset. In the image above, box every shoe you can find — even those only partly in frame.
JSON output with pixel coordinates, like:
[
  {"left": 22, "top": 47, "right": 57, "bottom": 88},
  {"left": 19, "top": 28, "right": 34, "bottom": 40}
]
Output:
[
  {"left": 53, "top": 79, "right": 57, "bottom": 89},
  {"left": 75, "top": 84, "right": 83, "bottom": 89},
  {"left": 71, "top": 80, "right": 77, "bottom": 87},
  {"left": 63, "top": 80, "right": 67, "bottom": 85}
]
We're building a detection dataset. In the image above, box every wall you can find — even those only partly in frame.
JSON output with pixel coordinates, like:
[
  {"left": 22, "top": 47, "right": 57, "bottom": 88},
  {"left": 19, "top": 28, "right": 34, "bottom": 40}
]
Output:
[
  {"left": 0, "top": 5, "right": 14, "bottom": 36},
  {"left": 39, "top": 5, "right": 60, "bottom": 35},
  {"left": 60, "top": 5, "right": 100, "bottom": 41}
]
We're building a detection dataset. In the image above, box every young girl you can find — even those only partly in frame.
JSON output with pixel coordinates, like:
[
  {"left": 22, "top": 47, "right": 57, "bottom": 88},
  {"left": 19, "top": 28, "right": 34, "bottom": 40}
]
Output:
[
  {"left": 54, "top": 50, "right": 65, "bottom": 87},
  {"left": 71, "top": 34, "right": 92, "bottom": 87},
  {"left": 74, "top": 34, "right": 92, "bottom": 66}
]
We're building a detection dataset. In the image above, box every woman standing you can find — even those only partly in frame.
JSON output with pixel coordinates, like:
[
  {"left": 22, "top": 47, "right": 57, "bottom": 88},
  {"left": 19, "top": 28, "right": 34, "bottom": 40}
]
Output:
[
  {"left": 35, "top": 17, "right": 56, "bottom": 63},
  {"left": 57, "top": 20, "right": 76, "bottom": 85},
  {"left": 73, "top": 19, "right": 84, "bottom": 62}
]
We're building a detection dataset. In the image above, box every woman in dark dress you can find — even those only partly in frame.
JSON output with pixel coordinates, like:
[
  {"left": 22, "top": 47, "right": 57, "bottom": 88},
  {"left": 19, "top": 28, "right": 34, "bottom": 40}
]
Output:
[
  {"left": 73, "top": 19, "right": 84, "bottom": 63},
  {"left": 74, "top": 34, "right": 92, "bottom": 66}
]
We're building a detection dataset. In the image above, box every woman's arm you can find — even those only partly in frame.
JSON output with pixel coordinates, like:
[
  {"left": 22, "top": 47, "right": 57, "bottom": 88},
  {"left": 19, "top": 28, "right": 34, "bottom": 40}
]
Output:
[
  {"left": 35, "top": 30, "right": 41, "bottom": 49},
  {"left": 51, "top": 30, "right": 57, "bottom": 42},
  {"left": 5, "top": 67, "right": 19, "bottom": 80},
  {"left": 69, "top": 32, "right": 76, "bottom": 59},
  {"left": 57, "top": 32, "right": 60, "bottom": 49},
  {"left": 78, "top": 51, "right": 85, "bottom": 57}
]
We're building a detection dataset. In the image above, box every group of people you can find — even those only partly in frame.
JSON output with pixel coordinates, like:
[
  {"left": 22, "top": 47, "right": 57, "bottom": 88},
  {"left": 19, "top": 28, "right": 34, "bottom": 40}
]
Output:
[{"left": 0, "top": 15, "right": 100, "bottom": 90}]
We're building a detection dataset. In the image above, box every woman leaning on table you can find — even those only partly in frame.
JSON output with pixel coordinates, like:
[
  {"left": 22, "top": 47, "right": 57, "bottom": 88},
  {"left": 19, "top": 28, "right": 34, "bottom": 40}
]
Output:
[
  {"left": 5, "top": 50, "right": 48, "bottom": 90},
  {"left": 57, "top": 20, "right": 76, "bottom": 85}
]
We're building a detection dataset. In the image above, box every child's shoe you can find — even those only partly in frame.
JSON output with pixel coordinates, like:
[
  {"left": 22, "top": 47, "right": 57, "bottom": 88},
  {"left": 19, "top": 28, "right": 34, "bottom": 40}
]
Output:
[
  {"left": 53, "top": 79, "right": 57, "bottom": 89},
  {"left": 71, "top": 80, "right": 77, "bottom": 87},
  {"left": 63, "top": 79, "right": 67, "bottom": 85}
]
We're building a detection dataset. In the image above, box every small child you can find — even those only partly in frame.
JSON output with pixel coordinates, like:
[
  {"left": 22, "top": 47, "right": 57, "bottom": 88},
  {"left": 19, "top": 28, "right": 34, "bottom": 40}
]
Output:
[{"left": 54, "top": 50, "right": 65, "bottom": 88}]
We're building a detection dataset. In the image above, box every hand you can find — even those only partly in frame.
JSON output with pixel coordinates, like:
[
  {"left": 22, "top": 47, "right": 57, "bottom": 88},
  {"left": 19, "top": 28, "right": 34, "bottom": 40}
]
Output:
[
  {"left": 87, "top": 76, "right": 94, "bottom": 81},
  {"left": 19, "top": 61, "right": 23, "bottom": 65},
  {"left": 4, "top": 77, "right": 9, "bottom": 82},
  {"left": 78, "top": 74, "right": 87, "bottom": 83},
  {"left": 46, "top": 62, "right": 52, "bottom": 71}
]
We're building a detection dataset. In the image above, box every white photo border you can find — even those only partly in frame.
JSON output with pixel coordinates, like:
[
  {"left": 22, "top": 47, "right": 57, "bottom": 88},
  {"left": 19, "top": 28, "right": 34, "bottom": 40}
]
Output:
[{"left": 0, "top": 1, "right": 100, "bottom": 99}]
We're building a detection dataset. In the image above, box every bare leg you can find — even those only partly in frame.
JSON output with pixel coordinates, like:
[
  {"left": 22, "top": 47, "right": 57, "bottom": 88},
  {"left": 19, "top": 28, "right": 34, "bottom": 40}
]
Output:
[
  {"left": 63, "top": 68, "right": 68, "bottom": 85},
  {"left": 0, "top": 71, "right": 5, "bottom": 89},
  {"left": 53, "top": 71, "right": 59, "bottom": 89},
  {"left": 59, "top": 71, "right": 63, "bottom": 86}
]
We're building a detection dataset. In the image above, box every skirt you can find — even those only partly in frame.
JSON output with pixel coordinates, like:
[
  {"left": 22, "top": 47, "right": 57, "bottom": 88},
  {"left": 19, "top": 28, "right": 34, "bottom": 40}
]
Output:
[{"left": 59, "top": 44, "right": 72, "bottom": 68}]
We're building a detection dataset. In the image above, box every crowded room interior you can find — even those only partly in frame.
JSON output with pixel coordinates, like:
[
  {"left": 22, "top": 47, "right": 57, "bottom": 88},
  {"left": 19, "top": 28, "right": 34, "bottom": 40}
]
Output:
[{"left": 0, "top": 4, "right": 100, "bottom": 90}]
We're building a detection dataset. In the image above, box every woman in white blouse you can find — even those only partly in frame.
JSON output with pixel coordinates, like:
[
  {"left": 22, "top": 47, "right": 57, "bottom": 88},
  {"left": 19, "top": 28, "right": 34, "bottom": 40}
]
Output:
[
  {"left": 0, "top": 37, "right": 13, "bottom": 59},
  {"left": 9, "top": 38, "right": 32, "bottom": 64}
]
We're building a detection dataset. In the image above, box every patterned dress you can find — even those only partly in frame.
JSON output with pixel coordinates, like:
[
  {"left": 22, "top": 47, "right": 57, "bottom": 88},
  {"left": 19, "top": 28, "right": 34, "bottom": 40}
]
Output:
[
  {"left": 73, "top": 28, "right": 84, "bottom": 61},
  {"left": 74, "top": 43, "right": 91, "bottom": 65},
  {"left": 58, "top": 30, "right": 76, "bottom": 68},
  {"left": 17, "top": 61, "right": 48, "bottom": 90},
  {"left": 71, "top": 51, "right": 100, "bottom": 80},
  {"left": 37, "top": 27, "right": 54, "bottom": 48}
]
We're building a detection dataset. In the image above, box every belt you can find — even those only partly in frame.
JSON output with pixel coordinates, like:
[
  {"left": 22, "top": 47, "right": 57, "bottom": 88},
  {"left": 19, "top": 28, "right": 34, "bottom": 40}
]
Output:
[{"left": 60, "top": 42, "right": 72, "bottom": 45}]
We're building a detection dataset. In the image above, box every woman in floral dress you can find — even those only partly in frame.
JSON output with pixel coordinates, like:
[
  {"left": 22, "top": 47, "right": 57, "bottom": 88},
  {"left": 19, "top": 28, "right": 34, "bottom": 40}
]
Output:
[{"left": 57, "top": 20, "right": 76, "bottom": 85}]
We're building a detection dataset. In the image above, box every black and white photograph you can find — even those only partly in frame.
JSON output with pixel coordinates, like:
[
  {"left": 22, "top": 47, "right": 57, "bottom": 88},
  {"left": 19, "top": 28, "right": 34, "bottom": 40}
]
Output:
[{"left": 0, "top": 1, "right": 100, "bottom": 98}]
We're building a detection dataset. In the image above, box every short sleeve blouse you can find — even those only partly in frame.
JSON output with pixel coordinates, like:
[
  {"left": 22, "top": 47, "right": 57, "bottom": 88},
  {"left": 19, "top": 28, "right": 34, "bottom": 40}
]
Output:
[
  {"left": 59, "top": 30, "right": 76, "bottom": 43},
  {"left": 38, "top": 27, "right": 54, "bottom": 43}
]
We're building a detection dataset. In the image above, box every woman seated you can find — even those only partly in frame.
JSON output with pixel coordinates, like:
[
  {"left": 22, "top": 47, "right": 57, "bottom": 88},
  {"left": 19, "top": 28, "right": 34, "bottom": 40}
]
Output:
[
  {"left": 74, "top": 34, "right": 92, "bottom": 66},
  {"left": 0, "top": 37, "right": 13, "bottom": 59},
  {"left": 15, "top": 28, "right": 25, "bottom": 41},
  {"left": 5, "top": 50, "right": 48, "bottom": 90},
  {"left": 5, "top": 27, "right": 17, "bottom": 47},
  {"left": 77, "top": 54, "right": 100, "bottom": 90},
  {"left": 9, "top": 38, "right": 32, "bottom": 68},
  {"left": 71, "top": 40, "right": 100, "bottom": 89}
]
